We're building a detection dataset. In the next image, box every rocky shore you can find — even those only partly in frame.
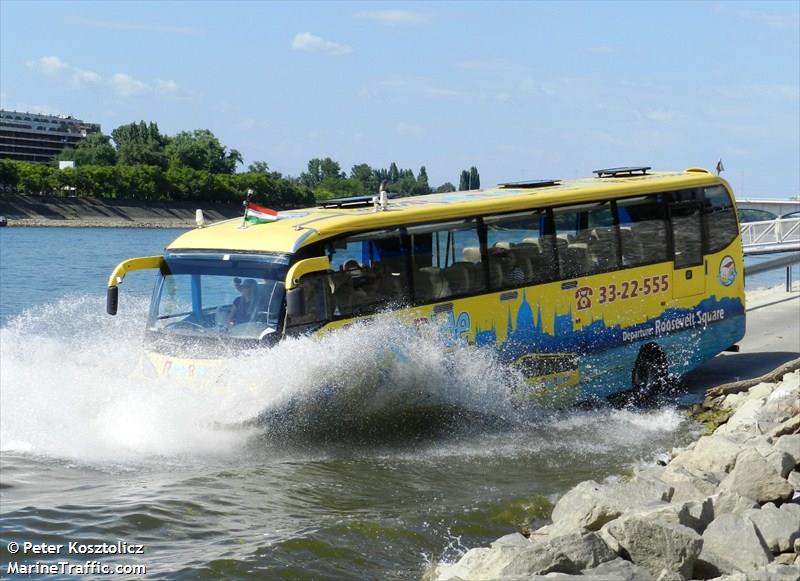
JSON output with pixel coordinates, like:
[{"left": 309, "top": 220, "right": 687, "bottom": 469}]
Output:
[
  {"left": 0, "top": 194, "right": 242, "bottom": 228},
  {"left": 430, "top": 363, "right": 800, "bottom": 581}
]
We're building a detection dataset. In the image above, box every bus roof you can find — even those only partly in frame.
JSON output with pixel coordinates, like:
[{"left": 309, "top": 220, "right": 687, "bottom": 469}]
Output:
[{"left": 167, "top": 168, "right": 727, "bottom": 254}]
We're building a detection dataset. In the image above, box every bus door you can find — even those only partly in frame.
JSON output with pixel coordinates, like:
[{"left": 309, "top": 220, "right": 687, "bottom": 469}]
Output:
[{"left": 668, "top": 195, "right": 705, "bottom": 299}]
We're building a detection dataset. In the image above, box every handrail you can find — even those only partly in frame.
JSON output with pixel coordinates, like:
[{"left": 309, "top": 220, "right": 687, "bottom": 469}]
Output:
[{"left": 740, "top": 217, "right": 800, "bottom": 249}]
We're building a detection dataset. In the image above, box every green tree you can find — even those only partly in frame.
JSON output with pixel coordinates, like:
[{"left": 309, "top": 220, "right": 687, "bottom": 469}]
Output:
[
  {"left": 56, "top": 133, "right": 118, "bottom": 166},
  {"left": 248, "top": 160, "right": 270, "bottom": 173},
  {"left": 388, "top": 162, "right": 399, "bottom": 183},
  {"left": 434, "top": 182, "right": 456, "bottom": 193},
  {"left": 350, "top": 163, "right": 379, "bottom": 193},
  {"left": 112, "top": 121, "right": 168, "bottom": 168},
  {"left": 17, "top": 163, "right": 57, "bottom": 194},
  {"left": 417, "top": 166, "right": 430, "bottom": 194},
  {"left": 300, "top": 157, "right": 344, "bottom": 188},
  {"left": 469, "top": 166, "right": 480, "bottom": 190},
  {"left": 165, "top": 129, "right": 242, "bottom": 174},
  {"left": 0, "top": 160, "right": 20, "bottom": 190},
  {"left": 459, "top": 170, "right": 470, "bottom": 191}
]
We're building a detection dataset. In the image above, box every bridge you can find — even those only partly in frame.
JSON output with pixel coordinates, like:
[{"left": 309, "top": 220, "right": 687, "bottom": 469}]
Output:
[{"left": 736, "top": 198, "right": 800, "bottom": 219}]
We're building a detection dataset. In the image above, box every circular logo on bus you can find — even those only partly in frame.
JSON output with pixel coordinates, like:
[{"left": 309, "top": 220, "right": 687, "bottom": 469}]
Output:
[{"left": 718, "top": 255, "right": 737, "bottom": 287}]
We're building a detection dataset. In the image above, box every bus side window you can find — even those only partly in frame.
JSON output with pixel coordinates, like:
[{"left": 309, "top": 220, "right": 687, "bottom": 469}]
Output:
[
  {"left": 286, "top": 272, "right": 330, "bottom": 327},
  {"left": 485, "top": 209, "right": 555, "bottom": 289},
  {"left": 667, "top": 190, "right": 704, "bottom": 268},
  {"left": 616, "top": 195, "right": 669, "bottom": 266},
  {"left": 552, "top": 202, "right": 618, "bottom": 278},
  {"left": 325, "top": 229, "right": 410, "bottom": 317},
  {"left": 408, "top": 219, "right": 484, "bottom": 302},
  {"left": 703, "top": 186, "right": 738, "bottom": 253}
]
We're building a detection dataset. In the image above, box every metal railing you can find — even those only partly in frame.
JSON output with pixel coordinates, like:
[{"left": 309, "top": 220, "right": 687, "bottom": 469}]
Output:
[{"left": 741, "top": 217, "right": 800, "bottom": 255}]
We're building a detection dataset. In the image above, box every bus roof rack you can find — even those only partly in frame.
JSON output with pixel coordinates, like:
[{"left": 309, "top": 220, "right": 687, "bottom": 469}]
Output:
[
  {"left": 499, "top": 179, "right": 560, "bottom": 189},
  {"left": 593, "top": 166, "right": 651, "bottom": 178},
  {"left": 318, "top": 195, "right": 376, "bottom": 208}
]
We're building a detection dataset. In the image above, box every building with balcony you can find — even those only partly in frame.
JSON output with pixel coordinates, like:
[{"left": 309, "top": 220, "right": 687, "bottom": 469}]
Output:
[{"left": 0, "top": 109, "right": 101, "bottom": 163}]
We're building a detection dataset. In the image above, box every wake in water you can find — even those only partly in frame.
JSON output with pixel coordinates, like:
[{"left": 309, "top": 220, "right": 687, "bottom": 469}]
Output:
[{"left": 0, "top": 295, "right": 694, "bottom": 464}]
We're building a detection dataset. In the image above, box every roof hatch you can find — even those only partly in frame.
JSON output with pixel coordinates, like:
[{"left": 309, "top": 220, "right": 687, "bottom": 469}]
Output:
[
  {"left": 593, "top": 166, "right": 651, "bottom": 178},
  {"left": 499, "top": 179, "right": 560, "bottom": 189}
]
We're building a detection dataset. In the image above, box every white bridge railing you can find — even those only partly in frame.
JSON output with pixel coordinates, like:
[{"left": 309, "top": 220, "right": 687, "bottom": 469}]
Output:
[{"left": 740, "top": 217, "right": 800, "bottom": 255}]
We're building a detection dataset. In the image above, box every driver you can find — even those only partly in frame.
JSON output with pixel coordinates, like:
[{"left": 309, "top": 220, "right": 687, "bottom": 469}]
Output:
[{"left": 228, "top": 278, "right": 258, "bottom": 326}]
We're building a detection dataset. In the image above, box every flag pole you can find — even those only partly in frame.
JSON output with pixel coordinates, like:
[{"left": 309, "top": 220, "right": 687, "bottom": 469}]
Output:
[{"left": 241, "top": 189, "right": 253, "bottom": 229}]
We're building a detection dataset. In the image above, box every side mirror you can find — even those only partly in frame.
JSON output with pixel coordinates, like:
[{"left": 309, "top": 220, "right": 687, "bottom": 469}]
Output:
[
  {"left": 286, "top": 287, "right": 305, "bottom": 317},
  {"left": 107, "top": 286, "right": 119, "bottom": 315}
]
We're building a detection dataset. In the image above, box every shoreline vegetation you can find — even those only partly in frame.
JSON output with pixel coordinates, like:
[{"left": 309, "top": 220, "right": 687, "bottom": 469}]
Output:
[
  {"left": 428, "top": 361, "right": 800, "bottom": 581},
  {"left": 0, "top": 122, "right": 479, "bottom": 223}
]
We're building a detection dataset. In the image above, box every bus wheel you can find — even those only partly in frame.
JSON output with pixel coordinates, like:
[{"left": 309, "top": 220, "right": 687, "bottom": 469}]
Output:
[{"left": 632, "top": 343, "right": 669, "bottom": 398}]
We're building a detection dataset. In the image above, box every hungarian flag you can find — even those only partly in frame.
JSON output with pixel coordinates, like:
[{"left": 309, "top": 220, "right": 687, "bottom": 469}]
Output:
[{"left": 244, "top": 202, "right": 279, "bottom": 224}]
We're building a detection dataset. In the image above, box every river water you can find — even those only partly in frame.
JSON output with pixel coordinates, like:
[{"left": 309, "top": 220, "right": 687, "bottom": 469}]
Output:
[{"left": 0, "top": 227, "right": 784, "bottom": 580}]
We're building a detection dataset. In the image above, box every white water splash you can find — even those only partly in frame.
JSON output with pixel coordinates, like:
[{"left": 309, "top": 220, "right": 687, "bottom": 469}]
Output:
[
  {"left": 0, "top": 296, "right": 522, "bottom": 462},
  {"left": 1, "top": 295, "right": 693, "bottom": 466}
]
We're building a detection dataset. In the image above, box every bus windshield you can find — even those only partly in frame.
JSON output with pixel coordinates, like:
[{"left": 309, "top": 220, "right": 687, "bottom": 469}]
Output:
[{"left": 147, "top": 252, "right": 290, "bottom": 341}]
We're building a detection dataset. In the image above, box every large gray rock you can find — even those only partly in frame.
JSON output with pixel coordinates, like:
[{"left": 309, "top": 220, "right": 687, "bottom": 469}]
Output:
[
  {"left": 670, "top": 479, "right": 713, "bottom": 503},
  {"left": 625, "top": 498, "right": 714, "bottom": 534},
  {"left": 767, "top": 450, "right": 797, "bottom": 479},
  {"left": 434, "top": 545, "right": 564, "bottom": 581},
  {"left": 718, "top": 448, "right": 794, "bottom": 504},
  {"left": 550, "top": 479, "right": 672, "bottom": 534},
  {"left": 600, "top": 511, "right": 703, "bottom": 578},
  {"left": 716, "top": 397, "right": 766, "bottom": 436},
  {"left": 436, "top": 530, "right": 617, "bottom": 580},
  {"left": 788, "top": 471, "right": 800, "bottom": 492},
  {"left": 774, "top": 434, "right": 800, "bottom": 466},
  {"left": 671, "top": 434, "right": 742, "bottom": 476},
  {"left": 661, "top": 462, "right": 720, "bottom": 496},
  {"left": 695, "top": 513, "right": 773, "bottom": 577},
  {"left": 711, "top": 491, "right": 759, "bottom": 517},
  {"left": 744, "top": 502, "right": 800, "bottom": 554},
  {"left": 546, "top": 530, "right": 617, "bottom": 570},
  {"left": 581, "top": 557, "right": 655, "bottom": 581},
  {"left": 550, "top": 480, "right": 624, "bottom": 533},
  {"left": 489, "top": 532, "right": 530, "bottom": 549},
  {"left": 768, "top": 415, "right": 800, "bottom": 439}
]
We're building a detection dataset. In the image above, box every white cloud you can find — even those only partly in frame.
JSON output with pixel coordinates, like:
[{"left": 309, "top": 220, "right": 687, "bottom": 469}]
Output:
[
  {"left": 26, "top": 56, "right": 100, "bottom": 87},
  {"left": 354, "top": 10, "right": 430, "bottom": 24},
  {"left": 25, "top": 55, "right": 183, "bottom": 98},
  {"left": 26, "top": 55, "right": 69, "bottom": 74},
  {"left": 291, "top": 32, "right": 352, "bottom": 56},
  {"left": 155, "top": 79, "right": 180, "bottom": 95},
  {"left": 110, "top": 73, "right": 151, "bottom": 97}
]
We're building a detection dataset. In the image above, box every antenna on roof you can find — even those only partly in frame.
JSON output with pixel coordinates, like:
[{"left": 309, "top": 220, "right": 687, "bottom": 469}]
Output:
[{"left": 374, "top": 180, "right": 389, "bottom": 212}]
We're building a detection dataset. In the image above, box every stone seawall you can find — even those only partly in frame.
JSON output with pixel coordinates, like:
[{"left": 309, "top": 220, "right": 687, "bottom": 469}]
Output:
[
  {"left": 430, "top": 363, "right": 800, "bottom": 581},
  {"left": 0, "top": 195, "right": 242, "bottom": 228}
]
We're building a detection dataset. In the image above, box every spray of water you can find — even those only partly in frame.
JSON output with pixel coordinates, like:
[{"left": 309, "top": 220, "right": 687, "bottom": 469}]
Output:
[
  {"left": 0, "top": 296, "right": 528, "bottom": 462},
  {"left": 1, "top": 295, "right": 693, "bottom": 465}
]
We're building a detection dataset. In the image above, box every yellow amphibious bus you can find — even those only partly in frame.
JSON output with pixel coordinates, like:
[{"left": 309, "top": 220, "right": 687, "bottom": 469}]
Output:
[{"left": 107, "top": 166, "right": 745, "bottom": 401}]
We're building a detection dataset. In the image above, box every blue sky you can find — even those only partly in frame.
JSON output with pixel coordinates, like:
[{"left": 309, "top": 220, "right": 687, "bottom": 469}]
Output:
[{"left": 1, "top": 1, "right": 798, "bottom": 197}]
